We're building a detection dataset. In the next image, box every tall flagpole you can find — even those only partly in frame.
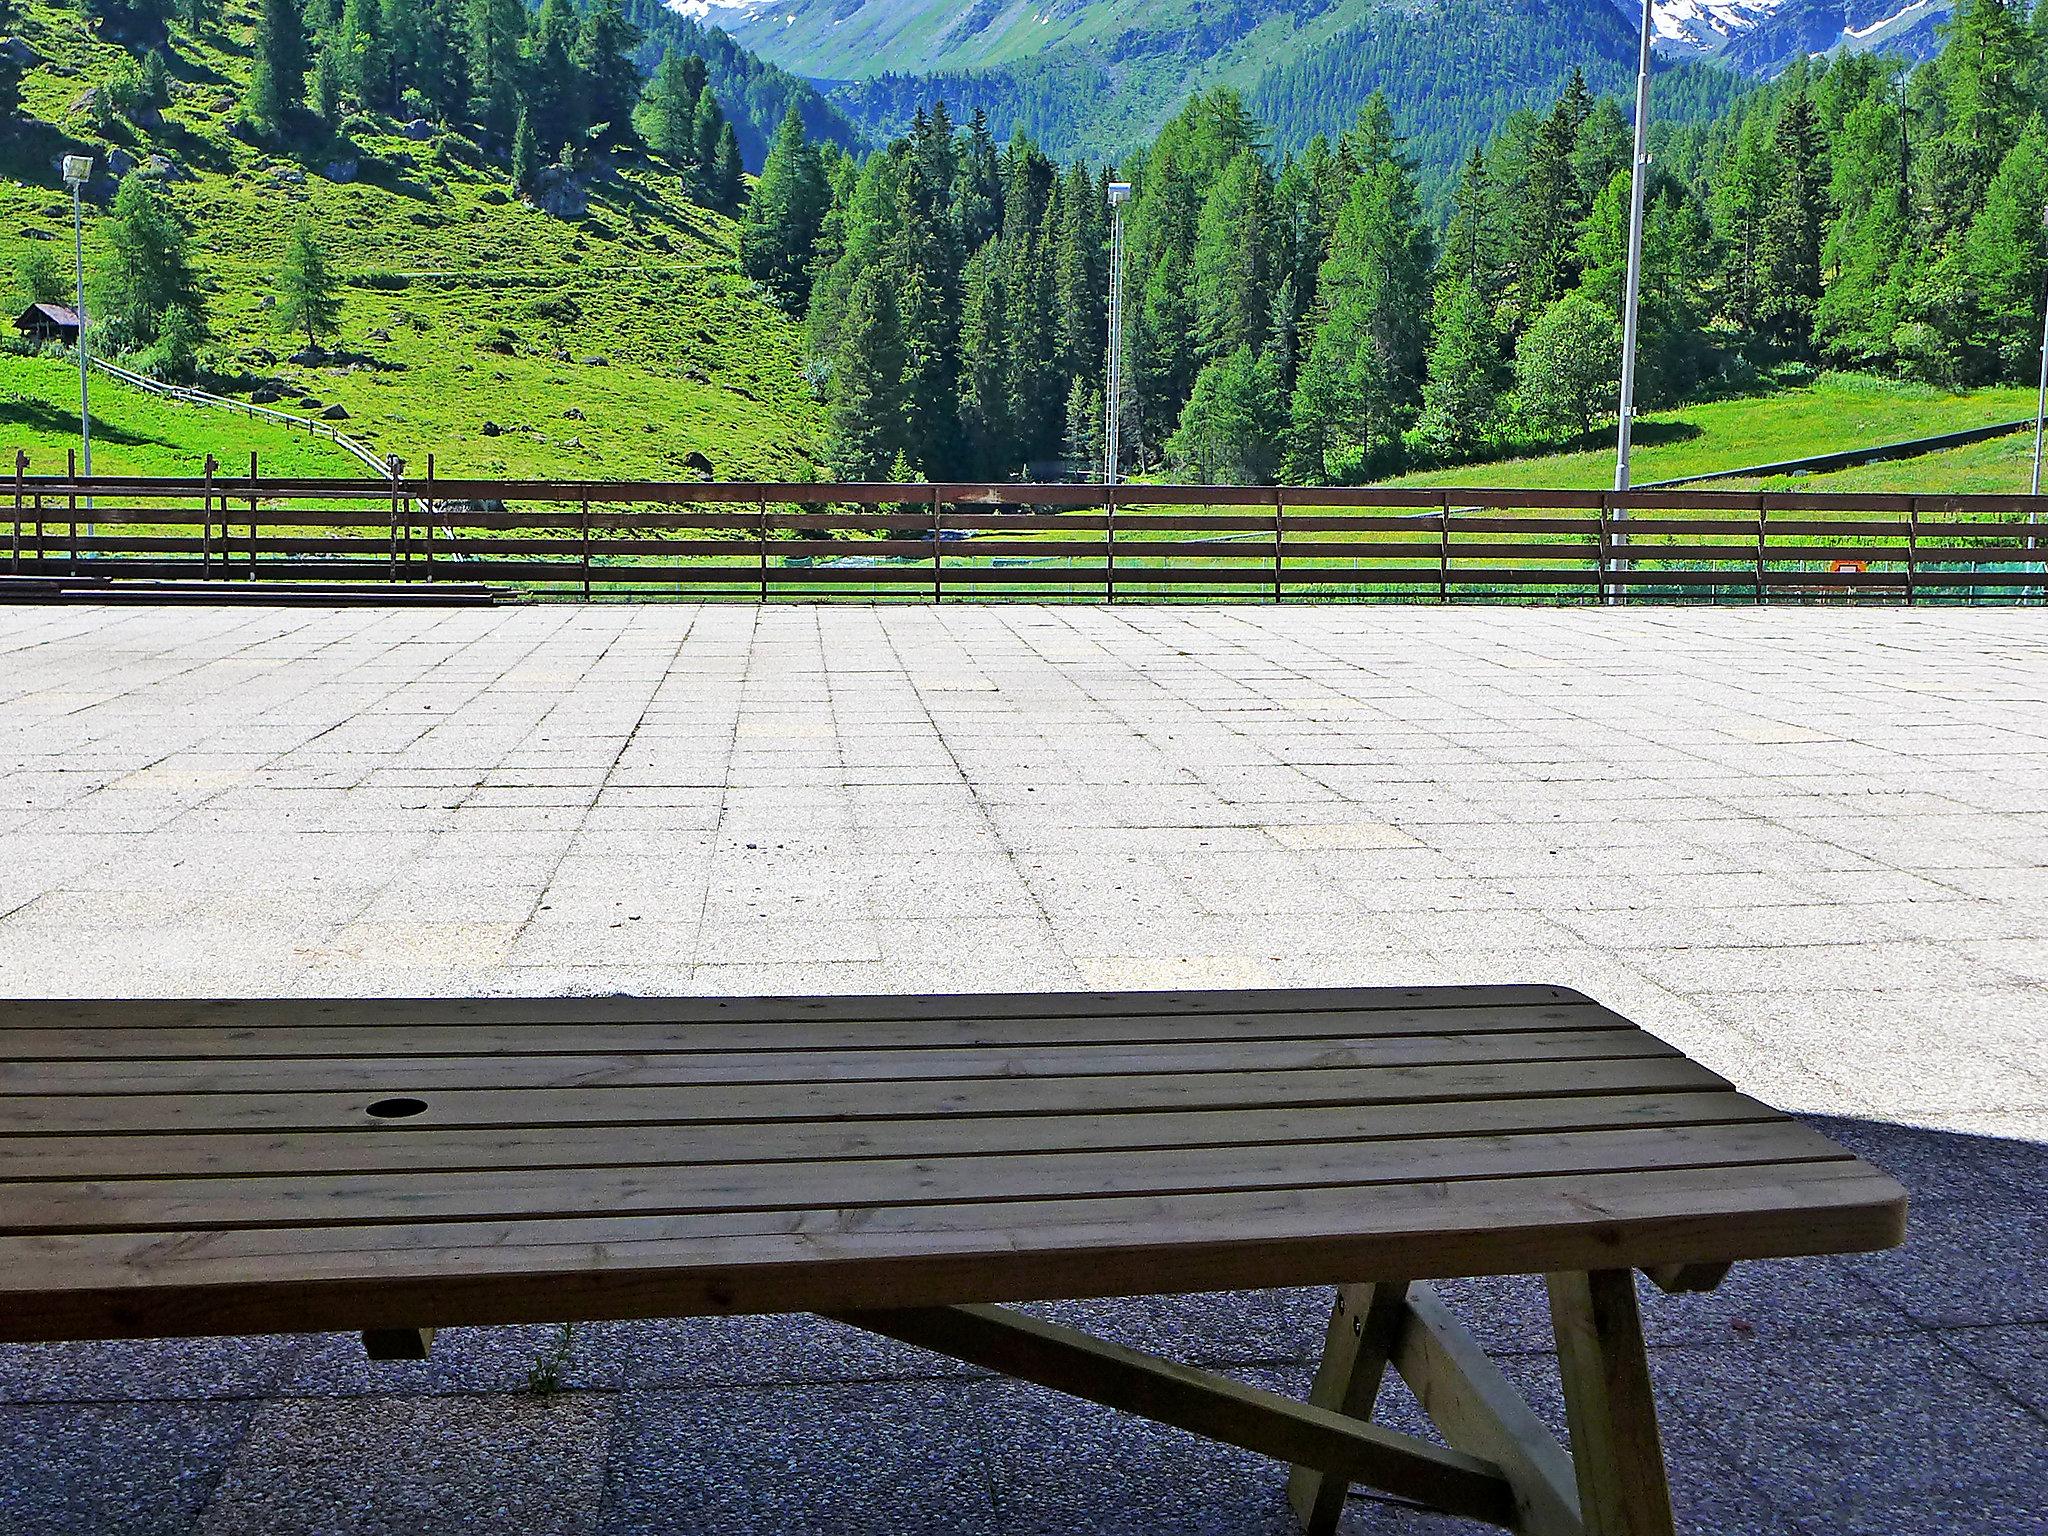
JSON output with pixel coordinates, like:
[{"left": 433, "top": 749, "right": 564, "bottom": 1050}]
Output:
[{"left": 1611, "top": 0, "right": 1654, "bottom": 600}]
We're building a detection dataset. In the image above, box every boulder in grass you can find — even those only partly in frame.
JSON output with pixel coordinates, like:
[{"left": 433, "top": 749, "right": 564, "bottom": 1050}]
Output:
[
  {"left": 321, "top": 404, "right": 350, "bottom": 421},
  {"left": 251, "top": 388, "right": 282, "bottom": 405},
  {"left": 288, "top": 348, "right": 325, "bottom": 366},
  {"left": 401, "top": 118, "right": 435, "bottom": 141},
  {"left": 563, "top": 407, "right": 584, "bottom": 420},
  {"left": 480, "top": 421, "right": 503, "bottom": 437},
  {"left": 366, "top": 328, "right": 391, "bottom": 343}
]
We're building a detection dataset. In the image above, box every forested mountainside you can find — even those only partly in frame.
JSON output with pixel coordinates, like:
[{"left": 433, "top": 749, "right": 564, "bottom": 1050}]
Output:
[
  {"left": 737, "top": 0, "right": 2048, "bottom": 487},
  {"left": 0, "top": 0, "right": 824, "bottom": 476},
  {"left": 618, "top": 0, "right": 862, "bottom": 167},
  {"left": 707, "top": 0, "right": 1741, "bottom": 175}
]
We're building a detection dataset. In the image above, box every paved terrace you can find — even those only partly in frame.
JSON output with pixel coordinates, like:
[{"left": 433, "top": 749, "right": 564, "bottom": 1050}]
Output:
[{"left": 0, "top": 601, "right": 2042, "bottom": 1535}]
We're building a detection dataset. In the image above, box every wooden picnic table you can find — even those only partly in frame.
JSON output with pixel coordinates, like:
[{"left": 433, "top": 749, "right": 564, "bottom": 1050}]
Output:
[{"left": 0, "top": 983, "right": 1905, "bottom": 1534}]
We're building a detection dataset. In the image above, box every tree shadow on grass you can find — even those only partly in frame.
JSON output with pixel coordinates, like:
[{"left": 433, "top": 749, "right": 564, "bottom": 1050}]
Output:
[{"left": 2, "top": 397, "right": 174, "bottom": 449}]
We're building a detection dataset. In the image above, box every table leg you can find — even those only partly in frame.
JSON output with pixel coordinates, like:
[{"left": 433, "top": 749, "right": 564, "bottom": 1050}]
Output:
[
  {"left": 1288, "top": 1281, "right": 1408, "bottom": 1535},
  {"left": 1545, "top": 1270, "right": 1676, "bottom": 1536}
]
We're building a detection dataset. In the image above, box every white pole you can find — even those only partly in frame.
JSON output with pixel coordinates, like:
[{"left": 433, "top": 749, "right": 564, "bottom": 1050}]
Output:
[
  {"left": 2032, "top": 208, "right": 2048, "bottom": 497},
  {"left": 70, "top": 172, "right": 95, "bottom": 534},
  {"left": 1104, "top": 182, "right": 1131, "bottom": 486},
  {"left": 1611, "top": 0, "right": 1654, "bottom": 600}
]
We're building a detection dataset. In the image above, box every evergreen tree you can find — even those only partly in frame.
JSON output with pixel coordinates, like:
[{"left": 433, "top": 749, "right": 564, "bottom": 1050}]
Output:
[
  {"left": 1191, "top": 148, "right": 1276, "bottom": 364},
  {"left": 1756, "top": 89, "right": 1827, "bottom": 352},
  {"left": 1414, "top": 276, "right": 1505, "bottom": 462},
  {"left": 1051, "top": 161, "right": 1106, "bottom": 388},
  {"left": 512, "top": 105, "right": 540, "bottom": 196},
  {"left": 644, "top": 47, "right": 703, "bottom": 166},
  {"left": 1166, "top": 345, "right": 1285, "bottom": 484},
  {"left": 311, "top": 38, "right": 342, "bottom": 128},
  {"left": 464, "top": 0, "right": 524, "bottom": 147},
  {"left": 525, "top": 0, "right": 583, "bottom": 152},
  {"left": 335, "top": 0, "right": 389, "bottom": 109},
  {"left": 713, "top": 122, "right": 746, "bottom": 210},
  {"left": 690, "top": 88, "right": 727, "bottom": 185},
  {"left": 1963, "top": 114, "right": 2048, "bottom": 379},
  {"left": 92, "top": 173, "right": 205, "bottom": 353},
  {"left": 246, "top": 0, "right": 309, "bottom": 134},
  {"left": 955, "top": 109, "right": 1004, "bottom": 253},
  {"left": 741, "top": 107, "right": 829, "bottom": 311},
  {"left": 574, "top": 0, "right": 642, "bottom": 146},
  {"left": 957, "top": 241, "right": 1012, "bottom": 477},
  {"left": 827, "top": 267, "right": 908, "bottom": 480},
  {"left": 275, "top": 217, "right": 341, "bottom": 349}
]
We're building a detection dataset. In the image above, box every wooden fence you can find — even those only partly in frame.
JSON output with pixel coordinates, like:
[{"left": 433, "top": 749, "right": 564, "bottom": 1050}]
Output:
[{"left": 7, "top": 467, "right": 2046, "bottom": 603}]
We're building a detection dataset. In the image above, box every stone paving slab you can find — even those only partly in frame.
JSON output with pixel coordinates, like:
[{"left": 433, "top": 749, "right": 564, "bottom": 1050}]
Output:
[{"left": 0, "top": 601, "right": 2042, "bottom": 1534}]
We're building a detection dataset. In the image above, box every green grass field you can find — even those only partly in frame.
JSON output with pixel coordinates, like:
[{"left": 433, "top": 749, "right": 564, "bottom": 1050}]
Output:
[
  {"left": 1729, "top": 428, "right": 2044, "bottom": 495},
  {"left": 1, "top": 0, "right": 823, "bottom": 481},
  {"left": 2, "top": 351, "right": 361, "bottom": 476},
  {"left": 1385, "top": 375, "right": 2038, "bottom": 491}
]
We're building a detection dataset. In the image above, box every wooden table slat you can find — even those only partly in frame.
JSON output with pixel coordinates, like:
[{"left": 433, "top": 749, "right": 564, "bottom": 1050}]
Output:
[{"left": 0, "top": 1028, "right": 1675, "bottom": 1097}]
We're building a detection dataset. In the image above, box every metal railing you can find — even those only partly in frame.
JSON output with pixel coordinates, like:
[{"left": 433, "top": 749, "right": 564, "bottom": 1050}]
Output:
[{"left": 6, "top": 472, "right": 2044, "bottom": 603}]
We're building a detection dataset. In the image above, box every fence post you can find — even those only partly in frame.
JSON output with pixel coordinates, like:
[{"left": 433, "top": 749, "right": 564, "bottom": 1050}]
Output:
[
  {"left": 425, "top": 454, "right": 436, "bottom": 582},
  {"left": 66, "top": 449, "right": 79, "bottom": 576},
  {"left": 246, "top": 452, "right": 258, "bottom": 585},
  {"left": 1595, "top": 493, "right": 1611, "bottom": 605},
  {"left": 1755, "top": 501, "right": 1767, "bottom": 605},
  {"left": 1906, "top": 497, "right": 1919, "bottom": 607},
  {"left": 1272, "top": 487, "right": 1284, "bottom": 603},
  {"left": 11, "top": 450, "right": 23, "bottom": 574},
  {"left": 758, "top": 496, "right": 768, "bottom": 603},
  {"left": 931, "top": 486, "right": 943, "bottom": 604},
  {"left": 581, "top": 499, "right": 592, "bottom": 600},
  {"left": 1106, "top": 484, "right": 1117, "bottom": 604},
  {"left": 1438, "top": 495, "right": 1451, "bottom": 603},
  {"left": 200, "top": 455, "right": 216, "bottom": 583}
]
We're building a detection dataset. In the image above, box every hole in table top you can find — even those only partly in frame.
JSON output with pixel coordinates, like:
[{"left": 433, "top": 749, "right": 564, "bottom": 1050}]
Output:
[{"left": 365, "top": 1097, "right": 429, "bottom": 1119}]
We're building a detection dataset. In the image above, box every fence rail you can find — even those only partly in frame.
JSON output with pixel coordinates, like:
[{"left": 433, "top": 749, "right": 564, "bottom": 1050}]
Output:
[{"left": 7, "top": 469, "right": 2045, "bottom": 604}]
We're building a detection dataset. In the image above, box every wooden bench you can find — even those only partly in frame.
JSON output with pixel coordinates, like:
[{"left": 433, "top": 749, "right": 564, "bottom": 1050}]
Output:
[{"left": 0, "top": 984, "right": 1905, "bottom": 1535}]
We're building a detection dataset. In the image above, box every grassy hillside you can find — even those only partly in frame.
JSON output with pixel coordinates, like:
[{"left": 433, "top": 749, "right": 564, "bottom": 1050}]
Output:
[
  {"left": 1, "top": 0, "right": 824, "bottom": 480},
  {"left": 1384, "top": 376, "right": 2038, "bottom": 492},
  {"left": 3, "top": 350, "right": 362, "bottom": 475},
  {"left": 1733, "top": 430, "right": 2048, "bottom": 496}
]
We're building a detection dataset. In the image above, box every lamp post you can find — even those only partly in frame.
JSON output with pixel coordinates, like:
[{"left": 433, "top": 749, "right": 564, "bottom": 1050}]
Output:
[
  {"left": 1610, "top": 0, "right": 1655, "bottom": 602},
  {"left": 1104, "top": 180, "right": 1132, "bottom": 486},
  {"left": 2032, "top": 205, "right": 2048, "bottom": 498},
  {"left": 63, "top": 154, "right": 94, "bottom": 531}
]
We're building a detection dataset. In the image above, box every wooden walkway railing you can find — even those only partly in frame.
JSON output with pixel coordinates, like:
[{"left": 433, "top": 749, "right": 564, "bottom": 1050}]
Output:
[{"left": 7, "top": 467, "right": 2045, "bottom": 603}]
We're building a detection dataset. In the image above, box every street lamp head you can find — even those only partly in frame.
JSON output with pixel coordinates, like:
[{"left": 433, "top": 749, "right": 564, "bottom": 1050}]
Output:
[
  {"left": 62, "top": 154, "right": 93, "bottom": 187},
  {"left": 1106, "top": 181, "right": 1132, "bottom": 208}
]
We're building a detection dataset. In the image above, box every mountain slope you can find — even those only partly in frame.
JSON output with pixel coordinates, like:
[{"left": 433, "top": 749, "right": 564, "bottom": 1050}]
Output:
[
  {"left": 726, "top": 0, "right": 1742, "bottom": 174},
  {"left": 1, "top": 0, "right": 823, "bottom": 479},
  {"left": 1621, "top": 1, "right": 1953, "bottom": 72}
]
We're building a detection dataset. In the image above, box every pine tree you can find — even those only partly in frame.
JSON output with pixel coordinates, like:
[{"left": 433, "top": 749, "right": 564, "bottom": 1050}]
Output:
[
  {"left": 690, "top": 89, "right": 726, "bottom": 187},
  {"left": 644, "top": 47, "right": 703, "bottom": 166},
  {"left": 1756, "top": 89, "right": 1826, "bottom": 352},
  {"left": 526, "top": 0, "right": 582, "bottom": 152},
  {"left": 1166, "top": 345, "right": 1285, "bottom": 485},
  {"left": 955, "top": 109, "right": 1004, "bottom": 254},
  {"left": 275, "top": 217, "right": 341, "bottom": 350},
  {"left": 93, "top": 173, "right": 205, "bottom": 353},
  {"left": 827, "top": 268, "right": 908, "bottom": 480},
  {"left": 573, "top": 0, "right": 641, "bottom": 147},
  {"left": 741, "top": 107, "right": 829, "bottom": 311},
  {"left": 1191, "top": 148, "right": 1276, "bottom": 365},
  {"left": 713, "top": 123, "right": 745, "bottom": 211},
  {"left": 11, "top": 241, "right": 69, "bottom": 310},
  {"left": 335, "top": 0, "right": 389, "bottom": 109},
  {"left": 956, "top": 241, "right": 1011, "bottom": 477},
  {"left": 311, "top": 38, "right": 342, "bottom": 128},
  {"left": 1963, "top": 115, "right": 2048, "bottom": 380},
  {"left": 465, "top": 0, "right": 524, "bottom": 147},
  {"left": 512, "top": 105, "right": 540, "bottom": 197},
  {"left": 1414, "top": 276, "right": 1505, "bottom": 462},
  {"left": 1050, "top": 162, "right": 1105, "bottom": 389},
  {"left": 246, "top": 0, "right": 308, "bottom": 134}
]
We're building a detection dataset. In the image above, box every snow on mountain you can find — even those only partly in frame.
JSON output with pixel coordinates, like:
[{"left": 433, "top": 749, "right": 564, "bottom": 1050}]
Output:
[{"left": 1613, "top": 0, "right": 1953, "bottom": 72}]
